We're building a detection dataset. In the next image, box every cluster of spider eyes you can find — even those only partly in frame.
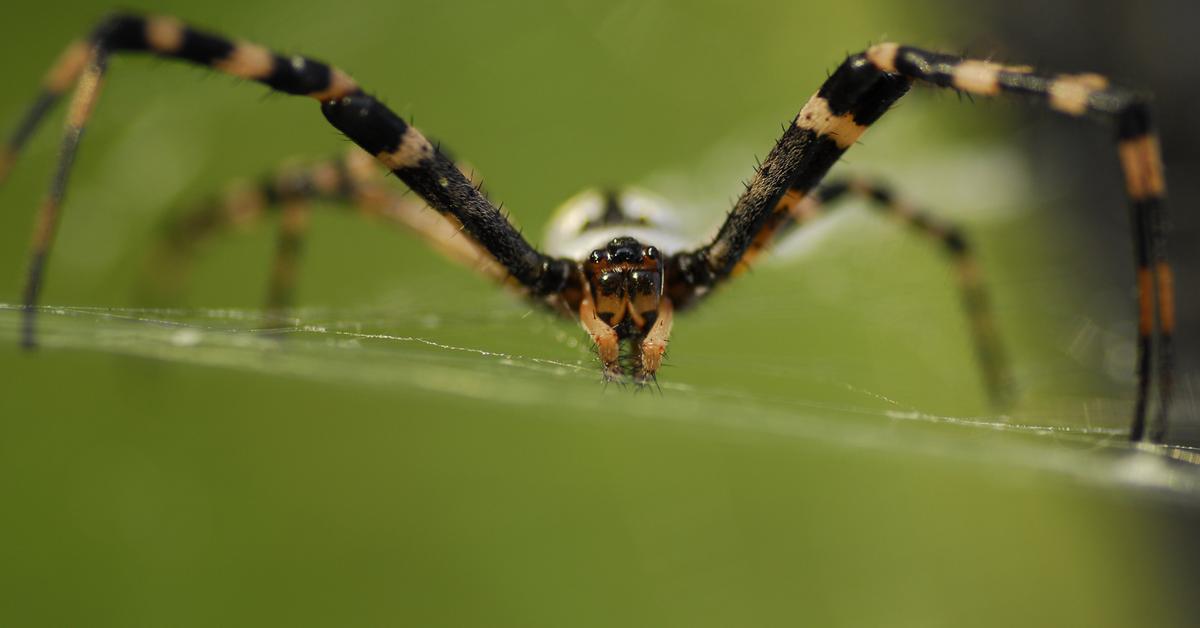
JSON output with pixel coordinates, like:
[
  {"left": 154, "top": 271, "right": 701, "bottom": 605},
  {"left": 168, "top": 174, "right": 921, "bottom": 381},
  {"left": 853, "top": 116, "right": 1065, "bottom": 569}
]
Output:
[
  {"left": 587, "top": 240, "right": 661, "bottom": 266},
  {"left": 584, "top": 238, "right": 664, "bottom": 311}
]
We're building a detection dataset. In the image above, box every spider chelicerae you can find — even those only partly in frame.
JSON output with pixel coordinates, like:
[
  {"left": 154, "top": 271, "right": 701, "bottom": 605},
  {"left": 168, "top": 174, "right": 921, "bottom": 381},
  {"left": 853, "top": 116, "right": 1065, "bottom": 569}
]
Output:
[{"left": 1, "top": 13, "right": 1174, "bottom": 442}]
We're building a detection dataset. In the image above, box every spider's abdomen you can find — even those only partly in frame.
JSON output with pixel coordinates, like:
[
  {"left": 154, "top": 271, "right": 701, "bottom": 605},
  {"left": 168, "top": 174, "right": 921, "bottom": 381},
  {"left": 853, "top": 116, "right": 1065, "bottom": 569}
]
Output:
[{"left": 542, "top": 188, "right": 690, "bottom": 259}]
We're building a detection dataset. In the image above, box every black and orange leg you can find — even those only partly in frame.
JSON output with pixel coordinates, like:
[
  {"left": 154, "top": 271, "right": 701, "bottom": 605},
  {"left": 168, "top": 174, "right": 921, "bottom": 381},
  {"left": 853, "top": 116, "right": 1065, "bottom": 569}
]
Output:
[
  {"left": 0, "top": 41, "right": 90, "bottom": 184},
  {"left": 148, "top": 149, "right": 504, "bottom": 313},
  {"left": 262, "top": 199, "right": 308, "bottom": 321},
  {"left": 7, "top": 13, "right": 574, "bottom": 347},
  {"left": 670, "top": 46, "right": 1171, "bottom": 441},
  {"left": 149, "top": 151, "right": 368, "bottom": 312},
  {"left": 20, "top": 46, "right": 107, "bottom": 348},
  {"left": 862, "top": 45, "right": 1174, "bottom": 442},
  {"left": 782, "top": 178, "right": 1014, "bottom": 406},
  {"left": 667, "top": 57, "right": 911, "bottom": 306}
]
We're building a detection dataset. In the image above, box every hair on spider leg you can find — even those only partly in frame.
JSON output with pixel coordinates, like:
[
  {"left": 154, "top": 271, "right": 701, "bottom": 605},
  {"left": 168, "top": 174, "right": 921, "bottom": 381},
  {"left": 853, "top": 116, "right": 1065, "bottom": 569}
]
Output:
[
  {"left": 599, "top": 368, "right": 629, "bottom": 390},
  {"left": 636, "top": 358, "right": 668, "bottom": 396},
  {"left": 631, "top": 374, "right": 664, "bottom": 396}
]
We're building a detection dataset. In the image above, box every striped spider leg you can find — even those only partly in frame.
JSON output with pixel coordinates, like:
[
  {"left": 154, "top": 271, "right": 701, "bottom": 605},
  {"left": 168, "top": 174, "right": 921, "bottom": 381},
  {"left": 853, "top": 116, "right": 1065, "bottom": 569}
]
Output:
[
  {"left": 152, "top": 154, "right": 1011, "bottom": 398},
  {"left": 147, "top": 149, "right": 1016, "bottom": 398},
  {"left": 666, "top": 47, "right": 1172, "bottom": 442},
  {"left": 1, "top": 13, "right": 577, "bottom": 346},
  {"left": 1, "top": 14, "right": 1174, "bottom": 440},
  {"left": 768, "top": 179, "right": 1015, "bottom": 408},
  {"left": 146, "top": 149, "right": 501, "bottom": 320},
  {"left": 3, "top": 13, "right": 688, "bottom": 382}
]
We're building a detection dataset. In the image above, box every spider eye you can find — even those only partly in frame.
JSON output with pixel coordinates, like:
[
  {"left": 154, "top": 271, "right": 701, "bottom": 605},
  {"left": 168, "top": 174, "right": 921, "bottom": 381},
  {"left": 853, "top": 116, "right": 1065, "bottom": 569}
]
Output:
[
  {"left": 588, "top": 250, "right": 604, "bottom": 265},
  {"left": 608, "top": 241, "right": 641, "bottom": 263},
  {"left": 644, "top": 246, "right": 659, "bottom": 260}
]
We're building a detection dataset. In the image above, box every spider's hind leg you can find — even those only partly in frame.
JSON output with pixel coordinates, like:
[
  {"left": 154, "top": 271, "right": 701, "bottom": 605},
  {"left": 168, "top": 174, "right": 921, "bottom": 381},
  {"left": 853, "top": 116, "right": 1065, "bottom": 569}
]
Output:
[
  {"left": 146, "top": 151, "right": 365, "bottom": 317},
  {"left": 147, "top": 149, "right": 502, "bottom": 318},
  {"left": 786, "top": 178, "right": 1015, "bottom": 407}
]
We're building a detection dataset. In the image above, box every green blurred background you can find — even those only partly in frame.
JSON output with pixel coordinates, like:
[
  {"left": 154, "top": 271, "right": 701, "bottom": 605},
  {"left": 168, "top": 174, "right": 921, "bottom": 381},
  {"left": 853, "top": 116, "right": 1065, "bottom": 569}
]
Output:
[{"left": 1, "top": 1, "right": 1197, "bottom": 626}]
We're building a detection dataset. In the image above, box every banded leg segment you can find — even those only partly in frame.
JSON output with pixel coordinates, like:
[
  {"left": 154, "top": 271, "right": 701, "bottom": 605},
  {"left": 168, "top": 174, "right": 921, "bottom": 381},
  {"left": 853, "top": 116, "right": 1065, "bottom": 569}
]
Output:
[
  {"left": 10, "top": 13, "right": 572, "bottom": 345},
  {"left": 668, "top": 55, "right": 912, "bottom": 304},
  {"left": 150, "top": 150, "right": 373, "bottom": 310},
  {"left": 863, "top": 44, "right": 1173, "bottom": 441},
  {"left": 671, "top": 45, "right": 1171, "bottom": 441},
  {"left": 150, "top": 149, "right": 507, "bottom": 310},
  {"left": 21, "top": 47, "right": 107, "bottom": 348},
  {"left": 154, "top": 156, "right": 358, "bottom": 283},
  {"left": 785, "top": 179, "right": 1014, "bottom": 406},
  {"left": 0, "top": 41, "right": 90, "bottom": 184}
]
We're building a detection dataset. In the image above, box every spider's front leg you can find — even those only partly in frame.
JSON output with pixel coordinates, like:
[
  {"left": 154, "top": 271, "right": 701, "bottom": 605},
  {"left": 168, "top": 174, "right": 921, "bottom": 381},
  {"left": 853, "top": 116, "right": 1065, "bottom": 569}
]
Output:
[
  {"left": 3, "top": 14, "right": 576, "bottom": 346},
  {"left": 868, "top": 46, "right": 1175, "bottom": 443},
  {"left": 666, "top": 58, "right": 912, "bottom": 309},
  {"left": 669, "top": 45, "right": 1173, "bottom": 441}
]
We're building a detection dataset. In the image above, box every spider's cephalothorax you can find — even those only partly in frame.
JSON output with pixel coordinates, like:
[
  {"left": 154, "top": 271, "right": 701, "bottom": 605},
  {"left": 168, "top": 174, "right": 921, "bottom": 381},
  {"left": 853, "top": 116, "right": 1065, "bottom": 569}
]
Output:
[
  {"left": 541, "top": 189, "right": 683, "bottom": 382},
  {"left": 579, "top": 235, "right": 669, "bottom": 382},
  {"left": 1, "top": 13, "right": 1175, "bottom": 441},
  {"left": 583, "top": 236, "right": 664, "bottom": 336}
]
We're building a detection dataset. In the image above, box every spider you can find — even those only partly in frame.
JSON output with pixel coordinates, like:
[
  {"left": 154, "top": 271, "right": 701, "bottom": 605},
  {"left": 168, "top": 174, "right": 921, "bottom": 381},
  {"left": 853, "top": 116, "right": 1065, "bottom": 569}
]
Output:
[{"left": 1, "top": 13, "right": 1174, "bottom": 442}]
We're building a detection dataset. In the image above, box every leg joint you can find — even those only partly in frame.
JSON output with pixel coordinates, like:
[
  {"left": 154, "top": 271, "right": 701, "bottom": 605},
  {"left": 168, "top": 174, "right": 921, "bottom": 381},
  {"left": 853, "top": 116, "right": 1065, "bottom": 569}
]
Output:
[
  {"left": 91, "top": 13, "right": 147, "bottom": 51},
  {"left": 534, "top": 258, "right": 573, "bottom": 296},
  {"left": 667, "top": 251, "right": 716, "bottom": 291},
  {"left": 1116, "top": 97, "right": 1154, "bottom": 139},
  {"left": 942, "top": 227, "right": 969, "bottom": 256}
]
